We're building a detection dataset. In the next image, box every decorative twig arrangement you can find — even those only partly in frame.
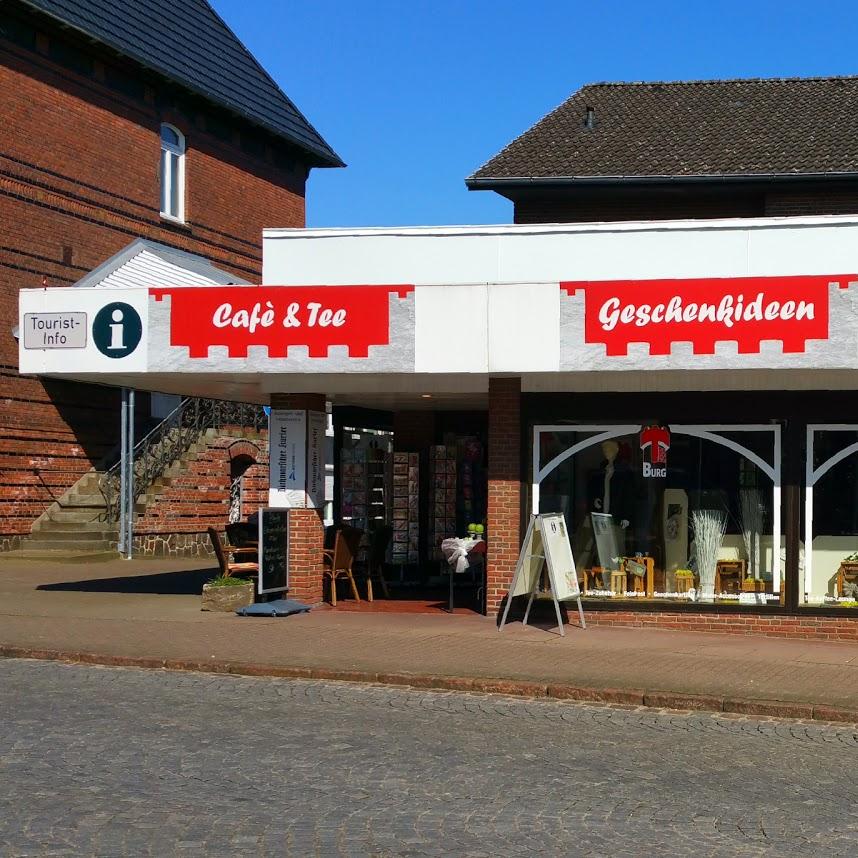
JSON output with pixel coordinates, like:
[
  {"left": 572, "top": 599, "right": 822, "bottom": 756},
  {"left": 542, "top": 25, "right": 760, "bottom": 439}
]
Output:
[
  {"left": 740, "top": 488, "right": 765, "bottom": 581},
  {"left": 692, "top": 508, "right": 727, "bottom": 602}
]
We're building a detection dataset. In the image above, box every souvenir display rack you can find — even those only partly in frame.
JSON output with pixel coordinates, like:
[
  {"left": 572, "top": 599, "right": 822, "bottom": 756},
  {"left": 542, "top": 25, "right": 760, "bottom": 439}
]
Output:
[
  {"left": 428, "top": 445, "right": 457, "bottom": 559},
  {"left": 392, "top": 452, "right": 419, "bottom": 564}
]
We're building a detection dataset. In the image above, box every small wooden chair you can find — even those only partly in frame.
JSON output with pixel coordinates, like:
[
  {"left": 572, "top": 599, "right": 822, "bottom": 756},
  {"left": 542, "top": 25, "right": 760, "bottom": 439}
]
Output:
[
  {"left": 323, "top": 526, "right": 364, "bottom": 606},
  {"left": 208, "top": 527, "right": 258, "bottom": 578}
]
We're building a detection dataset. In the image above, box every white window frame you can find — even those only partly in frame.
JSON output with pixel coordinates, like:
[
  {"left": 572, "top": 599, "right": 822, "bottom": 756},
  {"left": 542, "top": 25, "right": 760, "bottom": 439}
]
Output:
[
  {"left": 804, "top": 424, "right": 858, "bottom": 599},
  {"left": 532, "top": 423, "right": 782, "bottom": 592},
  {"left": 159, "top": 123, "right": 185, "bottom": 222}
]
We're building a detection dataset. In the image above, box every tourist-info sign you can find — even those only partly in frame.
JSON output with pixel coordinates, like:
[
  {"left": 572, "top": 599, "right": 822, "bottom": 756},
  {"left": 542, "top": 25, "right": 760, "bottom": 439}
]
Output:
[{"left": 499, "top": 513, "right": 586, "bottom": 637}]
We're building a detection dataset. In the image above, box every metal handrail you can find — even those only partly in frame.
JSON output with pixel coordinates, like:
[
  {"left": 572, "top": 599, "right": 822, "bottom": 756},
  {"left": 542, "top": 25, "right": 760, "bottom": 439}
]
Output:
[{"left": 98, "top": 396, "right": 266, "bottom": 523}]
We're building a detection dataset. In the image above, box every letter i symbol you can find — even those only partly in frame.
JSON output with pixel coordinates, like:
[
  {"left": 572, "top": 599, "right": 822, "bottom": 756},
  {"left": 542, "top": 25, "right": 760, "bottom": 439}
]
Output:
[{"left": 108, "top": 308, "right": 125, "bottom": 350}]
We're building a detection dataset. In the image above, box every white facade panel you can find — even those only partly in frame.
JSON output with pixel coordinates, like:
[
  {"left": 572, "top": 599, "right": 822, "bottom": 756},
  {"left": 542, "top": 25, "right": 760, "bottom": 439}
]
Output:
[
  {"left": 488, "top": 284, "right": 559, "bottom": 372},
  {"left": 414, "top": 284, "right": 488, "bottom": 373}
]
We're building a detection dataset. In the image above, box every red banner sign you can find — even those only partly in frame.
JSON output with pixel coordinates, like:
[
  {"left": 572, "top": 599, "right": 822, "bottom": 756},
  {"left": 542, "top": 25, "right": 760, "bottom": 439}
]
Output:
[
  {"left": 561, "top": 275, "right": 852, "bottom": 356},
  {"left": 150, "top": 285, "right": 413, "bottom": 358}
]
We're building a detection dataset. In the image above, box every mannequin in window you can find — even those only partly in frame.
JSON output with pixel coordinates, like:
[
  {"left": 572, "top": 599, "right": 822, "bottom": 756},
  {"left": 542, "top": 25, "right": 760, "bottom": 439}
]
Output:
[{"left": 587, "top": 440, "right": 634, "bottom": 579}]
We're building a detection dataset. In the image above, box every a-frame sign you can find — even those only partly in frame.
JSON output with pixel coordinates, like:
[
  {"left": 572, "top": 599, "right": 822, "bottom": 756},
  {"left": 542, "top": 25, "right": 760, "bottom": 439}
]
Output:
[{"left": 498, "top": 513, "right": 586, "bottom": 637}]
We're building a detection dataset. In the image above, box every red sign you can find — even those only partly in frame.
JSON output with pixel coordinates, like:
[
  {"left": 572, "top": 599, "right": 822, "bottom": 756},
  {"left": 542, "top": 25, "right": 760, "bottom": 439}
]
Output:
[
  {"left": 640, "top": 425, "right": 670, "bottom": 478},
  {"left": 150, "top": 285, "right": 413, "bottom": 358},
  {"left": 561, "top": 275, "right": 852, "bottom": 356}
]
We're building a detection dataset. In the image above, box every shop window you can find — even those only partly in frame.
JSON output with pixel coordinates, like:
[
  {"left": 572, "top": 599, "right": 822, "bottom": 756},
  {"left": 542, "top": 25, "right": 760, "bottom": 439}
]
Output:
[
  {"left": 803, "top": 426, "right": 858, "bottom": 608},
  {"left": 159, "top": 123, "right": 185, "bottom": 221},
  {"left": 532, "top": 423, "right": 781, "bottom": 604}
]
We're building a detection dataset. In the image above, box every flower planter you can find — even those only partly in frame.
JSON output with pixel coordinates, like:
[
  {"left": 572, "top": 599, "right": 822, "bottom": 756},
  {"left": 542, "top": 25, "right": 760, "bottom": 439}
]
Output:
[
  {"left": 741, "top": 579, "right": 767, "bottom": 593},
  {"left": 201, "top": 581, "right": 255, "bottom": 612}
]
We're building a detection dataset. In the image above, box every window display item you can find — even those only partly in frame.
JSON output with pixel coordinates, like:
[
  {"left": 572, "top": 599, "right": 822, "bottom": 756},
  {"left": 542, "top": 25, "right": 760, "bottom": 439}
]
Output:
[
  {"left": 392, "top": 452, "right": 419, "bottom": 564},
  {"left": 691, "top": 509, "right": 728, "bottom": 603}
]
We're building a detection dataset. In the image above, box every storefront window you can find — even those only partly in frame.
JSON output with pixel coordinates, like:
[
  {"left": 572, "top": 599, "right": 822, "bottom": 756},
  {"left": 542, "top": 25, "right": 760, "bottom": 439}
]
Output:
[
  {"left": 804, "top": 426, "right": 858, "bottom": 608},
  {"left": 533, "top": 423, "right": 782, "bottom": 604}
]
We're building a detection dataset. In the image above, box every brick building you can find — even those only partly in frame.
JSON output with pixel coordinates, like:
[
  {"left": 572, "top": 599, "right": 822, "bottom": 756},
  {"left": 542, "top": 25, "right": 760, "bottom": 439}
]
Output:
[
  {"left": 466, "top": 77, "right": 858, "bottom": 223},
  {"left": 2, "top": 0, "right": 340, "bottom": 552},
  {"left": 20, "top": 75, "right": 858, "bottom": 641}
]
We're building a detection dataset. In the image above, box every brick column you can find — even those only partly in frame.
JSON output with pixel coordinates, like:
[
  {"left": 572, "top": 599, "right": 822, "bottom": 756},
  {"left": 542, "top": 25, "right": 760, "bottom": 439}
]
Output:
[
  {"left": 270, "top": 393, "right": 326, "bottom": 604},
  {"left": 486, "top": 377, "right": 521, "bottom": 615}
]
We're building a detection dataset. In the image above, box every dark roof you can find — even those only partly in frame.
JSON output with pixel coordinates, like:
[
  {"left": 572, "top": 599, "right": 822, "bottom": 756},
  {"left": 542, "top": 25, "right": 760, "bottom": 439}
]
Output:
[
  {"left": 19, "top": 0, "right": 343, "bottom": 167},
  {"left": 468, "top": 77, "right": 858, "bottom": 185}
]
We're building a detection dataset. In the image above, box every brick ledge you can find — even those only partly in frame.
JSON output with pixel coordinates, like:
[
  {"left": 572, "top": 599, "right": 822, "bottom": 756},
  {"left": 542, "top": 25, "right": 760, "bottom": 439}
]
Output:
[{"left": 1, "top": 645, "right": 856, "bottom": 726}]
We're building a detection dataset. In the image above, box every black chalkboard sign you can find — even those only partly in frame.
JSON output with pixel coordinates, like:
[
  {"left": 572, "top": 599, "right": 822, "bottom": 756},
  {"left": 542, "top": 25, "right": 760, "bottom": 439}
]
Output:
[{"left": 258, "top": 508, "right": 290, "bottom": 594}]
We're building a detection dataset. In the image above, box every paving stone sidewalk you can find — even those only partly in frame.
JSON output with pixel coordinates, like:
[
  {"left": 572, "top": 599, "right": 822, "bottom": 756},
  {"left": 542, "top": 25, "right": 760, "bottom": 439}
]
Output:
[
  {"left": 1, "top": 556, "right": 858, "bottom": 717},
  {"left": 3, "top": 658, "right": 858, "bottom": 857}
]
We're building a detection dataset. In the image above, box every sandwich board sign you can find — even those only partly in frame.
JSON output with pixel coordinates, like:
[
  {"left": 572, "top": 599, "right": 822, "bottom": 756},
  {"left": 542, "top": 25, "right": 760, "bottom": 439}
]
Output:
[{"left": 499, "top": 513, "right": 586, "bottom": 636}]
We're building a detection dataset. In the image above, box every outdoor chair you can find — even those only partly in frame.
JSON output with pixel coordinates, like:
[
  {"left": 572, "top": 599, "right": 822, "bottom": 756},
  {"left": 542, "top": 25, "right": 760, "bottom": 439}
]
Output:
[
  {"left": 208, "top": 527, "right": 259, "bottom": 578},
  {"left": 363, "top": 525, "right": 392, "bottom": 601},
  {"left": 323, "top": 525, "right": 364, "bottom": 606}
]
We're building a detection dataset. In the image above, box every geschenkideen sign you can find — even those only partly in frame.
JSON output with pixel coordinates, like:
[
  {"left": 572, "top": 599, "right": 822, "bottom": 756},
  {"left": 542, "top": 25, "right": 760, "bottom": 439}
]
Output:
[
  {"left": 499, "top": 513, "right": 586, "bottom": 636},
  {"left": 562, "top": 274, "right": 846, "bottom": 356}
]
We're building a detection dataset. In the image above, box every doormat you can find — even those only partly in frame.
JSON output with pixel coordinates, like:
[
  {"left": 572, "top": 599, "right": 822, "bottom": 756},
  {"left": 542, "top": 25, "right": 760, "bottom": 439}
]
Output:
[{"left": 236, "top": 598, "right": 310, "bottom": 617}]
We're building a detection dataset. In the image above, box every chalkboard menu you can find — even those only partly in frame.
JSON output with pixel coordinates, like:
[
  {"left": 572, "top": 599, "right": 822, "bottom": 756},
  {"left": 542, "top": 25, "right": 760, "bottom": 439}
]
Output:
[{"left": 258, "top": 508, "right": 290, "bottom": 594}]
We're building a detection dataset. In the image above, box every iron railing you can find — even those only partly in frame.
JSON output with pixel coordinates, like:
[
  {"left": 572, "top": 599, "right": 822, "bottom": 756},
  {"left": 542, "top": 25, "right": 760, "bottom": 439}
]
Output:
[{"left": 99, "top": 396, "right": 266, "bottom": 523}]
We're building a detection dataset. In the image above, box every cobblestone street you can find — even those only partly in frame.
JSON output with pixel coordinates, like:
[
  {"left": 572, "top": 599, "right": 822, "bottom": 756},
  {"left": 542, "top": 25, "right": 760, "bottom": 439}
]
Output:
[{"left": 2, "top": 659, "right": 858, "bottom": 857}]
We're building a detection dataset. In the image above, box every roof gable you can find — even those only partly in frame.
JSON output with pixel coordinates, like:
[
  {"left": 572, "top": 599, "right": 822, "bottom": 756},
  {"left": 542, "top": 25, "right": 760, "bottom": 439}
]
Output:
[
  {"left": 468, "top": 76, "right": 858, "bottom": 184},
  {"left": 20, "top": 0, "right": 343, "bottom": 167},
  {"left": 73, "top": 238, "right": 250, "bottom": 288}
]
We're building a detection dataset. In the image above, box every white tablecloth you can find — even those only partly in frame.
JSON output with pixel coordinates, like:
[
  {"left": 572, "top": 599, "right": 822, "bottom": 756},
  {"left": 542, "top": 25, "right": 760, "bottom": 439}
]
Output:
[{"left": 440, "top": 537, "right": 484, "bottom": 575}]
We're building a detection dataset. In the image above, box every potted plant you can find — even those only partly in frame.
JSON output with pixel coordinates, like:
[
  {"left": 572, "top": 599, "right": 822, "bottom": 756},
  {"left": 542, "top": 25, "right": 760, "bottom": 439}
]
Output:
[
  {"left": 201, "top": 575, "right": 255, "bottom": 612},
  {"left": 742, "top": 576, "right": 766, "bottom": 593}
]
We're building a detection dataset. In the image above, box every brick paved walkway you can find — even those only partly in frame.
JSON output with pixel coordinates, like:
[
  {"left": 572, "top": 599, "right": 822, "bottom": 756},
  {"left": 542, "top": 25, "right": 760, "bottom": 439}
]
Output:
[
  {"left": 2, "top": 658, "right": 858, "bottom": 857},
  {"left": 1, "top": 557, "right": 858, "bottom": 715}
]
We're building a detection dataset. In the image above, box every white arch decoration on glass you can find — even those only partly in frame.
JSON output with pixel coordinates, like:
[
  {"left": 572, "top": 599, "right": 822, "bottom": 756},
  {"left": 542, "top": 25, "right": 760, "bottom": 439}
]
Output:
[
  {"left": 804, "top": 425, "right": 858, "bottom": 598},
  {"left": 532, "top": 423, "right": 782, "bottom": 592}
]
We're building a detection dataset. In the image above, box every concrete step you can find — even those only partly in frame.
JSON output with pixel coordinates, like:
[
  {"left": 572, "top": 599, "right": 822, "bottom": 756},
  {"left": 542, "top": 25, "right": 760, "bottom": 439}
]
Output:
[
  {"left": 65, "top": 493, "right": 107, "bottom": 506},
  {"left": 30, "top": 528, "right": 116, "bottom": 543},
  {"left": 34, "top": 519, "right": 117, "bottom": 533},
  {"left": 4, "top": 548, "right": 119, "bottom": 562},
  {"left": 47, "top": 508, "right": 106, "bottom": 523},
  {"left": 21, "top": 538, "right": 117, "bottom": 552}
]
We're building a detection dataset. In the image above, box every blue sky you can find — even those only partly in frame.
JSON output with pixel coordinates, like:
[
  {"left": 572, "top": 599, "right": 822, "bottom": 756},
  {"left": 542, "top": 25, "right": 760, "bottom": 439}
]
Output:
[{"left": 212, "top": 1, "right": 858, "bottom": 228}]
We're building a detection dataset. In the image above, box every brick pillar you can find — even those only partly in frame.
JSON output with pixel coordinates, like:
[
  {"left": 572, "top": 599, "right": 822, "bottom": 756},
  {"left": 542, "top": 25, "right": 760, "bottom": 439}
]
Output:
[
  {"left": 486, "top": 377, "right": 521, "bottom": 615},
  {"left": 270, "top": 393, "right": 326, "bottom": 604}
]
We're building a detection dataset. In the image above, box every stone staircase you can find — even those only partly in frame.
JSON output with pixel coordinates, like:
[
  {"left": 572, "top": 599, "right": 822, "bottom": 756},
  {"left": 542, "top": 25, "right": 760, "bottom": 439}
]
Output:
[
  {"left": 17, "top": 471, "right": 120, "bottom": 558},
  {"left": 12, "top": 397, "right": 267, "bottom": 560}
]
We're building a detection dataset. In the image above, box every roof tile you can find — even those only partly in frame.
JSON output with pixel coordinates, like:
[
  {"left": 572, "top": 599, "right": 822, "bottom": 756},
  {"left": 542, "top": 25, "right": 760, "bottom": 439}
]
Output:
[{"left": 469, "top": 77, "right": 858, "bottom": 181}]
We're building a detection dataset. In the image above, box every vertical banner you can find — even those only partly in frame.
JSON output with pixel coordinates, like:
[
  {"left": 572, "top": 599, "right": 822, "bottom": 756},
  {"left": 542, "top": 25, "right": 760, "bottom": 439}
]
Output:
[
  {"left": 306, "top": 410, "right": 326, "bottom": 509},
  {"left": 269, "top": 409, "right": 307, "bottom": 507}
]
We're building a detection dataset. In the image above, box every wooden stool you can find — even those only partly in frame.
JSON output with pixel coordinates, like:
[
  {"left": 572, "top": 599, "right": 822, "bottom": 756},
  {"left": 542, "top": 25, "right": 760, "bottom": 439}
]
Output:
[
  {"left": 715, "top": 560, "right": 746, "bottom": 594},
  {"left": 610, "top": 571, "right": 627, "bottom": 595},
  {"left": 584, "top": 567, "right": 604, "bottom": 593},
  {"left": 675, "top": 576, "right": 693, "bottom": 594}
]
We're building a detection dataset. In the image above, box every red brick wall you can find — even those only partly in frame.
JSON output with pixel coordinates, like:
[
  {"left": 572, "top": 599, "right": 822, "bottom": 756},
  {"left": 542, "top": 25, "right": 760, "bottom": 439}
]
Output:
[
  {"left": 135, "top": 431, "right": 268, "bottom": 538},
  {"left": 513, "top": 194, "right": 762, "bottom": 224},
  {"left": 486, "top": 377, "right": 522, "bottom": 614},
  {"left": 1, "top": 24, "right": 309, "bottom": 542},
  {"left": 584, "top": 610, "right": 858, "bottom": 641},
  {"left": 764, "top": 190, "right": 858, "bottom": 216}
]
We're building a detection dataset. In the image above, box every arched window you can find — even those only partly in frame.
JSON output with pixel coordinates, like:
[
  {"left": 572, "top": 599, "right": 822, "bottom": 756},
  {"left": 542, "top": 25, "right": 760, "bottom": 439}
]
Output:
[{"left": 159, "top": 123, "right": 185, "bottom": 221}]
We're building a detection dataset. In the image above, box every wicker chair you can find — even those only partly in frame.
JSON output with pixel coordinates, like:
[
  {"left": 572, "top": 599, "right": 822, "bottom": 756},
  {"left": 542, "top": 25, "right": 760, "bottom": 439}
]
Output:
[{"left": 323, "top": 526, "right": 363, "bottom": 606}]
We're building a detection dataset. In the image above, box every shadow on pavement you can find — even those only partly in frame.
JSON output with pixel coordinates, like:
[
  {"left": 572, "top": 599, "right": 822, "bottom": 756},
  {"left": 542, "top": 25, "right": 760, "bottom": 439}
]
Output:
[{"left": 36, "top": 567, "right": 218, "bottom": 596}]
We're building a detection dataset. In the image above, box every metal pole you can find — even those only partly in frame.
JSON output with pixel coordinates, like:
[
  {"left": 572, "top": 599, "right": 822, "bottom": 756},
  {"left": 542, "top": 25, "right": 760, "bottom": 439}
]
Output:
[
  {"left": 126, "top": 389, "right": 135, "bottom": 559},
  {"left": 119, "top": 388, "right": 128, "bottom": 556}
]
